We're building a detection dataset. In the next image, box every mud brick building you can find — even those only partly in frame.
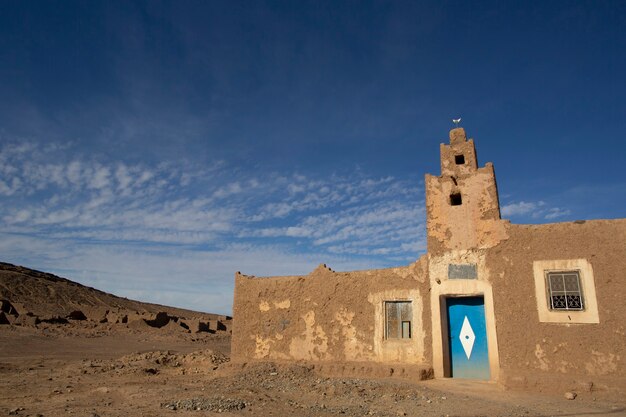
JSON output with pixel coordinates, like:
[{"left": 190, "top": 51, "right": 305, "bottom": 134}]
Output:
[{"left": 232, "top": 128, "right": 626, "bottom": 396}]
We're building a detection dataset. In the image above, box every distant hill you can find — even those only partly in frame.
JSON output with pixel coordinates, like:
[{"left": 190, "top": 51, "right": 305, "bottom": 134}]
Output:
[{"left": 0, "top": 262, "right": 230, "bottom": 333}]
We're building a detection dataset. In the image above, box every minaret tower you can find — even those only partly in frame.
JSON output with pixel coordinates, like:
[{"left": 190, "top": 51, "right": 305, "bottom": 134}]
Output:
[{"left": 425, "top": 128, "right": 506, "bottom": 255}]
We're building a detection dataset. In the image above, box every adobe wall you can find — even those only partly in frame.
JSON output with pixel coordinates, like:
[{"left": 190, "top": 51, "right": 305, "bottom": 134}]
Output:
[
  {"left": 425, "top": 128, "right": 508, "bottom": 256},
  {"left": 486, "top": 219, "right": 626, "bottom": 395},
  {"left": 231, "top": 258, "right": 432, "bottom": 368}
]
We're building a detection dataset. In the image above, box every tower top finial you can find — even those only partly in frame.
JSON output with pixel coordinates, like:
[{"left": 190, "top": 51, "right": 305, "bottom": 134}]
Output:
[{"left": 449, "top": 127, "right": 467, "bottom": 145}]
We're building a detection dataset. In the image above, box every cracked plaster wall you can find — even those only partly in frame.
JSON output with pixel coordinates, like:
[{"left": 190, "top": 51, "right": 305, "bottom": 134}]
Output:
[
  {"left": 231, "top": 259, "right": 432, "bottom": 367},
  {"left": 485, "top": 219, "right": 626, "bottom": 395}
]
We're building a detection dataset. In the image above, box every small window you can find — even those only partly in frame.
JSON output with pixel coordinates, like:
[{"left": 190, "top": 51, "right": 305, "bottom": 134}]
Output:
[
  {"left": 450, "top": 193, "right": 462, "bottom": 206},
  {"left": 547, "top": 271, "right": 584, "bottom": 311},
  {"left": 455, "top": 154, "right": 465, "bottom": 165},
  {"left": 533, "top": 259, "right": 598, "bottom": 323},
  {"left": 385, "top": 301, "right": 412, "bottom": 339}
]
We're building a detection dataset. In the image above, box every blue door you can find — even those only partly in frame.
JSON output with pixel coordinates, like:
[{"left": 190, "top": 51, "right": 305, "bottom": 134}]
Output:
[{"left": 446, "top": 296, "right": 490, "bottom": 379}]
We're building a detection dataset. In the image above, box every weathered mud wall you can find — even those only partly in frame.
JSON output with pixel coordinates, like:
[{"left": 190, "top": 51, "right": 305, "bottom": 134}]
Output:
[
  {"left": 425, "top": 128, "right": 508, "bottom": 256},
  {"left": 487, "top": 219, "right": 626, "bottom": 394},
  {"left": 232, "top": 258, "right": 432, "bottom": 367}
]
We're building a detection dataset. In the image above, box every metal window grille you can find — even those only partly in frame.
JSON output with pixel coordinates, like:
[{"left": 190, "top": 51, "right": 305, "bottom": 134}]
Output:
[
  {"left": 547, "top": 271, "right": 584, "bottom": 311},
  {"left": 385, "top": 301, "right": 412, "bottom": 339}
]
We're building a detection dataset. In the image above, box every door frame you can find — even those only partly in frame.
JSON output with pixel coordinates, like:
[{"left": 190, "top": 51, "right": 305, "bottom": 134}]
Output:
[{"left": 430, "top": 280, "right": 500, "bottom": 380}]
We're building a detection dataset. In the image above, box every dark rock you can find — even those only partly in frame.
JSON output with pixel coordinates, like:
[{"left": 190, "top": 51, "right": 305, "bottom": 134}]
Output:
[
  {"left": 67, "top": 310, "right": 87, "bottom": 320},
  {"left": 1, "top": 299, "right": 19, "bottom": 316},
  {"left": 145, "top": 312, "right": 170, "bottom": 328},
  {"left": 198, "top": 321, "right": 211, "bottom": 333},
  {"left": 0, "top": 311, "right": 11, "bottom": 325},
  {"left": 40, "top": 316, "right": 69, "bottom": 324},
  {"left": 183, "top": 319, "right": 212, "bottom": 333}
]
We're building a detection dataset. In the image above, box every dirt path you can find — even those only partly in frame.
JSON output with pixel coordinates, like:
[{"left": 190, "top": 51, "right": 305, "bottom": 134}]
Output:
[{"left": 1, "top": 326, "right": 624, "bottom": 417}]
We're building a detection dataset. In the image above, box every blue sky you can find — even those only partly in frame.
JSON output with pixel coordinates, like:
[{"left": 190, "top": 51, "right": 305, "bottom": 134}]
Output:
[{"left": 1, "top": 1, "right": 624, "bottom": 314}]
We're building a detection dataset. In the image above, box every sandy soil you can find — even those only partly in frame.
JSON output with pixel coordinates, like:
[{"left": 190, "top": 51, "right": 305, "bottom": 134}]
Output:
[{"left": 1, "top": 324, "right": 625, "bottom": 417}]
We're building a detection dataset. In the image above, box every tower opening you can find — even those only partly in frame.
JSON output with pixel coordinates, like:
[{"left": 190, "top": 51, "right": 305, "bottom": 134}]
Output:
[
  {"left": 455, "top": 154, "right": 465, "bottom": 165},
  {"left": 450, "top": 193, "right": 462, "bottom": 206}
]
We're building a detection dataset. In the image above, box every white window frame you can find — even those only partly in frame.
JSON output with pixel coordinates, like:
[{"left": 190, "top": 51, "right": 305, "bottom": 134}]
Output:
[{"left": 533, "top": 259, "right": 599, "bottom": 324}]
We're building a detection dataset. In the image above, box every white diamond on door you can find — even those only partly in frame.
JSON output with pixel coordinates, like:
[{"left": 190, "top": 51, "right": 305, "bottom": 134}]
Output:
[{"left": 459, "top": 316, "right": 476, "bottom": 359}]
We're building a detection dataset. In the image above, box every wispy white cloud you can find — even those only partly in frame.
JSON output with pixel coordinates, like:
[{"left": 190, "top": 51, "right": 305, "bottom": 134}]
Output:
[
  {"left": 0, "top": 140, "right": 427, "bottom": 313},
  {"left": 501, "top": 200, "right": 571, "bottom": 221},
  {"left": 544, "top": 207, "right": 571, "bottom": 219},
  {"left": 0, "top": 142, "right": 239, "bottom": 241},
  {"left": 501, "top": 201, "right": 545, "bottom": 217},
  {"left": 237, "top": 173, "right": 424, "bottom": 257}
]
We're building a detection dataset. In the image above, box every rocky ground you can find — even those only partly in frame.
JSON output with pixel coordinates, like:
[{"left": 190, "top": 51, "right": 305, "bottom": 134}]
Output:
[
  {"left": 1, "top": 263, "right": 624, "bottom": 416},
  {"left": 2, "top": 323, "right": 625, "bottom": 417},
  {"left": 0, "top": 262, "right": 232, "bottom": 334}
]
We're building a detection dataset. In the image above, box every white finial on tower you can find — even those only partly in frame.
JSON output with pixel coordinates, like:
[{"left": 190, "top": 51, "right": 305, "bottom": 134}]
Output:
[{"left": 452, "top": 118, "right": 462, "bottom": 128}]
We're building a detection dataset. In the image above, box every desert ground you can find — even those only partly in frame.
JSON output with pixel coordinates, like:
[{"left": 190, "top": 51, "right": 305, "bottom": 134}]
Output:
[
  {"left": 2, "top": 263, "right": 625, "bottom": 417},
  {"left": 2, "top": 323, "right": 625, "bottom": 417}
]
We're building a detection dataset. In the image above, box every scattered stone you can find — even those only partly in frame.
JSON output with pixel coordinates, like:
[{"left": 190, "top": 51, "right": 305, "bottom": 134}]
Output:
[
  {"left": 9, "top": 407, "right": 24, "bottom": 415},
  {"left": 160, "top": 397, "right": 247, "bottom": 412},
  {"left": 565, "top": 391, "right": 577, "bottom": 400}
]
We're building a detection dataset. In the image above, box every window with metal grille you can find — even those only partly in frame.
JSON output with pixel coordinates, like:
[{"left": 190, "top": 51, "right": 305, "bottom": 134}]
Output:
[
  {"left": 385, "top": 301, "right": 412, "bottom": 339},
  {"left": 547, "top": 271, "right": 584, "bottom": 311}
]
